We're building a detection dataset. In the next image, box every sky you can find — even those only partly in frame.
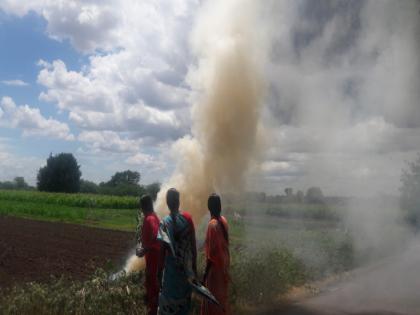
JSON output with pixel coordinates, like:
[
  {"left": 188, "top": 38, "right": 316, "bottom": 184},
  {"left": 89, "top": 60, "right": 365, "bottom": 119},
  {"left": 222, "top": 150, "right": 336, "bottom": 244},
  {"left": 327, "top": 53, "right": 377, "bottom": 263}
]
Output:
[{"left": 0, "top": 0, "right": 419, "bottom": 197}]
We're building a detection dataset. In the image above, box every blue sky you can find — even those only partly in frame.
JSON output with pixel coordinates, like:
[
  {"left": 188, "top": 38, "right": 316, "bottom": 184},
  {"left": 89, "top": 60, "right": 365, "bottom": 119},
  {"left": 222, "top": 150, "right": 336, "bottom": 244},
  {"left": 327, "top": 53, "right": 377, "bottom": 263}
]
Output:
[
  {"left": 0, "top": 12, "right": 83, "bottom": 180},
  {"left": 0, "top": 1, "right": 419, "bottom": 196}
]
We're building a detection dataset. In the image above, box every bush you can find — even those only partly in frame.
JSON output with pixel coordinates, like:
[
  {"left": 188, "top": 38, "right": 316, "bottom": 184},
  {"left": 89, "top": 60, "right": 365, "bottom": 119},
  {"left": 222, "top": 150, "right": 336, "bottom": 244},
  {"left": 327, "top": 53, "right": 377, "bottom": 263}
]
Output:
[
  {"left": 80, "top": 180, "right": 99, "bottom": 194},
  {"left": 229, "top": 247, "right": 306, "bottom": 305},
  {"left": 0, "top": 270, "right": 147, "bottom": 315}
]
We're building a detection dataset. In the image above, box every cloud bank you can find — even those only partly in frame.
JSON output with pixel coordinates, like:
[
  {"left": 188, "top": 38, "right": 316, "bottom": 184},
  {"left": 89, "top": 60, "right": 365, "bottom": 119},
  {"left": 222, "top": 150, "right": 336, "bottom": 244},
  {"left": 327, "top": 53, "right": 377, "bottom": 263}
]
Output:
[{"left": 0, "top": 0, "right": 419, "bottom": 196}]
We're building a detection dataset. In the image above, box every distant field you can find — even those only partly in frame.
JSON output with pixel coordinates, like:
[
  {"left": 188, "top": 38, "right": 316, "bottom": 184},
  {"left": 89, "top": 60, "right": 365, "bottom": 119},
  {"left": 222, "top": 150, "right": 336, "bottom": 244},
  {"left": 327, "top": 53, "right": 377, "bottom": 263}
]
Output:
[
  {"left": 0, "top": 189, "right": 138, "bottom": 231},
  {"left": 0, "top": 189, "right": 138, "bottom": 209}
]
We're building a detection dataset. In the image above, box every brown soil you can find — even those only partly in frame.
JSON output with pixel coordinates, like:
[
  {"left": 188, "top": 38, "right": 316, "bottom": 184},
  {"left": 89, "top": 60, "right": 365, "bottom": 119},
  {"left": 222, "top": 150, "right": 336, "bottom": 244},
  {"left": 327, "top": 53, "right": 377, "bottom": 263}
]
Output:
[{"left": 0, "top": 216, "right": 135, "bottom": 287}]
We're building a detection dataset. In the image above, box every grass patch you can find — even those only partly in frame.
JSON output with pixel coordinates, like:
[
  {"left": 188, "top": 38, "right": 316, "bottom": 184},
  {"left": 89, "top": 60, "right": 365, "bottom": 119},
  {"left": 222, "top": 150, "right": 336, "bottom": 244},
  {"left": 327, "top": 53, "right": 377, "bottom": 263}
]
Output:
[
  {"left": 0, "top": 190, "right": 138, "bottom": 210},
  {"left": 0, "top": 200, "right": 137, "bottom": 231}
]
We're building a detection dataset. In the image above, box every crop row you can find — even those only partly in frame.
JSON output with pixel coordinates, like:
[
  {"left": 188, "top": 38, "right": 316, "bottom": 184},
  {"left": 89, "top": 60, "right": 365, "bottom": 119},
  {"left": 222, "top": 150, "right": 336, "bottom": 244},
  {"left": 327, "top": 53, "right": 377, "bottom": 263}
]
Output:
[{"left": 0, "top": 189, "right": 139, "bottom": 209}]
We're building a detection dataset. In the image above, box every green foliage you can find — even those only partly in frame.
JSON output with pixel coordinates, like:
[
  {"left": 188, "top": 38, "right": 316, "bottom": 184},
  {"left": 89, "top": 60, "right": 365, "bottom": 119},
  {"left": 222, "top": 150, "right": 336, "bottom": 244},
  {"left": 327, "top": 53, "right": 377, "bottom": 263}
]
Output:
[
  {"left": 400, "top": 154, "right": 420, "bottom": 227},
  {"left": 0, "top": 270, "right": 147, "bottom": 315},
  {"left": 229, "top": 247, "right": 306, "bottom": 305},
  {"left": 265, "top": 203, "right": 340, "bottom": 221},
  {"left": 0, "top": 177, "right": 32, "bottom": 190},
  {"left": 0, "top": 199, "right": 137, "bottom": 230},
  {"left": 37, "top": 153, "right": 82, "bottom": 193},
  {"left": 99, "top": 183, "right": 146, "bottom": 197},
  {"left": 0, "top": 189, "right": 139, "bottom": 209},
  {"left": 98, "top": 170, "right": 145, "bottom": 197},
  {"left": 107, "top": 170, "right": 141, "bottom": 186},
  {"left": 80, "top": 180, "right": 99, "bottom": 194}
]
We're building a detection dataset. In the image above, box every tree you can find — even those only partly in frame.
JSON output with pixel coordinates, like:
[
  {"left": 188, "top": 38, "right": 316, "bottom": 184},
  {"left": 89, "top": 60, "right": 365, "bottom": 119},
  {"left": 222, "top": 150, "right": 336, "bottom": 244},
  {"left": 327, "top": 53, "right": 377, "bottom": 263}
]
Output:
[
  {"left": 80, "top": 179, "right": 99, "bottom": 194},
  {"left": 400, "top": 154, "right": 420, "bottom": 227},
  {"left": 108, "top": 170, "right": 140, "bottom": 186},
  {"left": 99, "top": 170, "right": 143, "bottom": 196},
  {"left": 145, "top": 182, "right": 161, "bottom": 201},
  {"left": 305, "top": 187, "right": 324, "bottom": 204},
  {"left": 14, "top": 177, "right": 28, "bottom": 189},
  {"left": 284, "top": 188, "right": 293, "bottom": 197},
  {"left": 0, "top": 181, "right": 15, "bottom": 189},
  {"left": 296, "top": 190, "right": 304, "bottom": 203},
  {"left": 37, "top": 153, "right": 81, "bottom": 193}
]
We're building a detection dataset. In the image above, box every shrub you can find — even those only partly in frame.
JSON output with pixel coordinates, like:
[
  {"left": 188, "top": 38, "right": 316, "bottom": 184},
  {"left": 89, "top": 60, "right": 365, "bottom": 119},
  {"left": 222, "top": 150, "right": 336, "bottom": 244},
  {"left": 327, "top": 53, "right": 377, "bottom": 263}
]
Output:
[
  {"left": 229, "top": 247, "right": 306, "bottom": 305},
  {"left": 0, "top": 270, "right": 147, "bottom": 315}
]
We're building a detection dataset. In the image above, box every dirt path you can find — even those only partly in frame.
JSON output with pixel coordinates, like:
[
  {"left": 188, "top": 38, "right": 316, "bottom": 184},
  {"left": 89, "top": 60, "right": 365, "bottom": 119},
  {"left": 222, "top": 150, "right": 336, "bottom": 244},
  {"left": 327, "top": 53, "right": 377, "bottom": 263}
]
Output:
[{"left": 0, "top": 216, "right": 135, "bottom": 287}]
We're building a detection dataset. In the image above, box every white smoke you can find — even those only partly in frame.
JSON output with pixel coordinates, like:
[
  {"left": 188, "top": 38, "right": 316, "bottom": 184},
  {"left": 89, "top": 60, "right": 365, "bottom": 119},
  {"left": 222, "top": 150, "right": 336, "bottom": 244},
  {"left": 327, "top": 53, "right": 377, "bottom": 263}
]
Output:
[{"left": 155, "top": 0, "right": 267, "bottom": 222}]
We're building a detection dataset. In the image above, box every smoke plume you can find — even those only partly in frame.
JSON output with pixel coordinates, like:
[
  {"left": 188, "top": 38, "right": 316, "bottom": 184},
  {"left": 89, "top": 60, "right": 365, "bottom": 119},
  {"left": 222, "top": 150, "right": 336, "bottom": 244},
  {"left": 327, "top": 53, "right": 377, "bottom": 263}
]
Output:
[{"left": 155, "top": 0, "right": 266, "bottom": 221}]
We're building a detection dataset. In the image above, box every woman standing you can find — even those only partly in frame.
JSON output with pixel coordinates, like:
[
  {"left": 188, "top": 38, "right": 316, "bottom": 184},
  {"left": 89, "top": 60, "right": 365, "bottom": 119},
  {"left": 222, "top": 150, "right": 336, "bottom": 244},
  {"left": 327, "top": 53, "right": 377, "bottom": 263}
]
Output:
[
  {"left": 201, "top": 193, "right": 230, "bottom": 315},
  {"left": 158, "top": 188, "right": 197, "bottom": 315}
]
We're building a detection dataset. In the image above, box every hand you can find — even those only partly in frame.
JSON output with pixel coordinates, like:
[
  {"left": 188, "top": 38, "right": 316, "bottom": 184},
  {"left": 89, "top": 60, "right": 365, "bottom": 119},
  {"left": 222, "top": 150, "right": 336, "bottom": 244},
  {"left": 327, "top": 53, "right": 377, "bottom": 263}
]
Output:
[
  {"left": 136, "top": 246, "right": 146, "bottom": 258},
  {"left": 202, "top": 274, "right": 207, "bottom": 285}
]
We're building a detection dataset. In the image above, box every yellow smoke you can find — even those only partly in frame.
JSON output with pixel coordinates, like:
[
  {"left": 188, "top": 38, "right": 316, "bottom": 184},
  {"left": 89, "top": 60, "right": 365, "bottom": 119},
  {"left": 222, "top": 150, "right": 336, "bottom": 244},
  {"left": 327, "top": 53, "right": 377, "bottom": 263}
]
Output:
[
  {"left": 156, "top": 0, "right": 265, "bottom": 223},
  {"left": 124, "top": 255, "right": 146, "bottom": 274}
]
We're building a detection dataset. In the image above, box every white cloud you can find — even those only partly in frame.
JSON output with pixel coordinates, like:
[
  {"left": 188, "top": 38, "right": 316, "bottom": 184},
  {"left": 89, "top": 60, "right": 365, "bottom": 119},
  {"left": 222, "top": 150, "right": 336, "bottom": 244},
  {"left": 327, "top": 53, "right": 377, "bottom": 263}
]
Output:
[
  {"left": 1, "top": 79, "right": 29, "bottom": 86},
  {"left": 0, "top": 96, "right": 74, "bottom": 140},
  {"left": 2, "top": 0, "right": 420, "bottom": 196},
  {"left": 3, "top": 0, "right": 196, "bottom": 141},
  {"left": 0, "top": 140, "right": 42, "bottom": 185},
  {"left": 126, "top": 152, "right": 165, "bottom": 171},
  {"left": 78, "top": 130, "right": 140, "bottom": 153}
]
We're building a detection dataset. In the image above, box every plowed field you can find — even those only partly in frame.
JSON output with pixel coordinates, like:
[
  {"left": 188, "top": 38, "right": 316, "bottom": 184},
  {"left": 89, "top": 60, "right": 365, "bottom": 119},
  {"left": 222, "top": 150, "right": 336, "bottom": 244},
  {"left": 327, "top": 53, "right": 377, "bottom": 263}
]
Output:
[{"left": 0, "top": 216, "right": 134, "bottom": 287}]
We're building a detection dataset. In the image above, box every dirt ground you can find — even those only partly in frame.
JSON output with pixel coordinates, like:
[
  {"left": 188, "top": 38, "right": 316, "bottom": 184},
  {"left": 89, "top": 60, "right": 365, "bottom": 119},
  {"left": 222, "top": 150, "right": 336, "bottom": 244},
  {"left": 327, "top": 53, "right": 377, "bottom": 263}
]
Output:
[
  {"left": 0, "top": 216, "right": 135, "bottom": 287},
  {"left": 2, "top": 216, "right": 419, "bottom": 315}
]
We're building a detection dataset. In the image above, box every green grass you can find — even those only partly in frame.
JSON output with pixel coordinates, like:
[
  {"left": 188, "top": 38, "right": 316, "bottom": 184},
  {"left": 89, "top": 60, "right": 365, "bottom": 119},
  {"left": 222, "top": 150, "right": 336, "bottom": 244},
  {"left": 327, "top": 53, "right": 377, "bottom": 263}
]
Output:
[
  {"left": 0, "top": 189, "right": 138, "bottom": 209},
  {"left": 0, "top": 199, "right": 137, "bottom": 231},
  {"left": 226, "top": 200, "right": 343, "bottom": 221}
]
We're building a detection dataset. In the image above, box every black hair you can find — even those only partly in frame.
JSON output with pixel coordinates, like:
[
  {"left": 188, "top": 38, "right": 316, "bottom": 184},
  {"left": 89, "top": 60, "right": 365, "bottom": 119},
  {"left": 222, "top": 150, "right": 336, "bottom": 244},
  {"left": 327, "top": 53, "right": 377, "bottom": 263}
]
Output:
[
  {"left": 208, "top": 193, "right": 221, "bottom": 217},
  {"left": 208, "top": 193, "right": 228, "bottom": 243},
  {"left": 166, "top": 188, "right": 180, "bottom": 212},
  {"left": 140, "top": 194, "right": 153, "bottom": 213}
]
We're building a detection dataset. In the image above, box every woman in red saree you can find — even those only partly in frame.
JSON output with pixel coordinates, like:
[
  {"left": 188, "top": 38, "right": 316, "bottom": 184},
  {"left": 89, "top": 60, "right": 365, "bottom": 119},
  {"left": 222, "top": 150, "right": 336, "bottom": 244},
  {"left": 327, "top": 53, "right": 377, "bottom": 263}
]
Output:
[{"left": 201, "top": 193, "right": 230, "bottom": 315}]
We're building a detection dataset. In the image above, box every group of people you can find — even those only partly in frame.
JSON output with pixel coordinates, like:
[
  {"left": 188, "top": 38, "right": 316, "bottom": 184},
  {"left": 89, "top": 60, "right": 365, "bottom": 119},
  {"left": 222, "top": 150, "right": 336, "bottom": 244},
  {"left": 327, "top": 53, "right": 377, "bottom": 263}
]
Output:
[{"left": 136, "top": 188, "right": 230, "bottom": 315}]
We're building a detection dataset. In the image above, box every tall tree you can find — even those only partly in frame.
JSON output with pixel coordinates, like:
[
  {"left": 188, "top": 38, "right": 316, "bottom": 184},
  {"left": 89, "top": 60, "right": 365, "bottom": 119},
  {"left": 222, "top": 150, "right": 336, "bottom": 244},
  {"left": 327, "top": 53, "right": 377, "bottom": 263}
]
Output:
[
  {"left": 37, "top": 153, "right": 81, "bottom": 193},
  {"left": 108, "top": 170, "right": 140, "bottom": 186},
  {"left": 14, "top": 177, "right": 28, "bottom": 189},
  {"left": 305, "top": 187, "right": 324, "bottom": 204}
]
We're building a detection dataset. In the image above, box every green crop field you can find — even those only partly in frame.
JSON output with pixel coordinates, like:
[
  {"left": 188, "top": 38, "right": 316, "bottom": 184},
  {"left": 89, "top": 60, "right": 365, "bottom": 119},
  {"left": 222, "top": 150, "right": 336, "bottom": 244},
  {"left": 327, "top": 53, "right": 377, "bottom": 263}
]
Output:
[
  {"left": 0, "top": 190, "right": 138, "bottom": 209},
  {"left": 0, "top": 189, "right": 139, "bottom": 230}
]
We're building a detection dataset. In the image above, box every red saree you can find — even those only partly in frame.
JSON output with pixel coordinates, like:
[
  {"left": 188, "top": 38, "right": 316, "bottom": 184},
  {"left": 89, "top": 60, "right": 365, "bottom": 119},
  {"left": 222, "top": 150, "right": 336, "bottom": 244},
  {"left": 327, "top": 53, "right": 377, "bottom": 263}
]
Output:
[{"left": 201, "top": 216, "right": 230, "bottom": 315}]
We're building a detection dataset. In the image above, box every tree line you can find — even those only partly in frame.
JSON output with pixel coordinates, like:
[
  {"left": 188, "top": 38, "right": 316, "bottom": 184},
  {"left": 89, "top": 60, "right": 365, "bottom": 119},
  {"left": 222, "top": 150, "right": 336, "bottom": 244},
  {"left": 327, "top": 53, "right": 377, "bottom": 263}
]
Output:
[
  {"left": 1, "top": 153, "right": 161, "bottom": 200},
  {"left": 3, "top": 152, "right": 420, "bottom": 224}
]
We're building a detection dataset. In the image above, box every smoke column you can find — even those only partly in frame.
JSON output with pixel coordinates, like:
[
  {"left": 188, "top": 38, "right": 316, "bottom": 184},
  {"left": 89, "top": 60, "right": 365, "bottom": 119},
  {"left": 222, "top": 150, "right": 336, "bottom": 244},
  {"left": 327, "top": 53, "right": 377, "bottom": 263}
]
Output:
[
  {"left": 155, "top": 0, "right": 265, "bottom": 222},
  {"left": 125, "top": 0, "right": 265, "bottom": 274}
]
